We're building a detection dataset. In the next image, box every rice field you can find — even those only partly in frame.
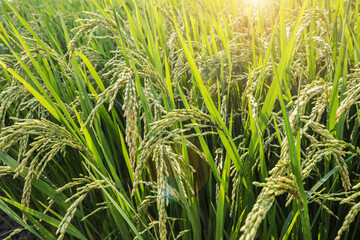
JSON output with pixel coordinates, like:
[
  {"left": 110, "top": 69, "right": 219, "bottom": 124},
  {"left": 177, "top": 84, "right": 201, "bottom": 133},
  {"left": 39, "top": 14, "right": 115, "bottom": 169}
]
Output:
[{"left": 0, "top": 0, "right": 360, "bottom": 239}]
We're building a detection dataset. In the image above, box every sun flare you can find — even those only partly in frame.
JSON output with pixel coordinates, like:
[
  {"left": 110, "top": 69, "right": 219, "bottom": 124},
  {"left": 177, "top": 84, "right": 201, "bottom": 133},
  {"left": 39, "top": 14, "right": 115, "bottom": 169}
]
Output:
[{"left": 244, "top": 0, "right": 270, "bottom": 9}]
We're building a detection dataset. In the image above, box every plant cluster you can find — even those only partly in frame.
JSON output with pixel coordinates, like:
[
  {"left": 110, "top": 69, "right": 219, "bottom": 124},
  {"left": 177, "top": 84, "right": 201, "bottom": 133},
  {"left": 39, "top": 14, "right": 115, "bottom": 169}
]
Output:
[{"left": 1, "top": 0, "right": 360, "bottom": 239}]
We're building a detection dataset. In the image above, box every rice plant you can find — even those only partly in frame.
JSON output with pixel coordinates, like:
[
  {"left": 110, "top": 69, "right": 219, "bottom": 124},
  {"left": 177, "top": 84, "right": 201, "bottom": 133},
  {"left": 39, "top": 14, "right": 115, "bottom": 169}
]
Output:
[{"left": 1, "top": 0, "right": 360, "bottom": 239}]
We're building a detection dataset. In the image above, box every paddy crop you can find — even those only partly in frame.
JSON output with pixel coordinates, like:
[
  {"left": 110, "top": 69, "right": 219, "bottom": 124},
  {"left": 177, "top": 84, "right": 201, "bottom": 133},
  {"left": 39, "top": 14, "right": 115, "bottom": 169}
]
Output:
[{"left": 0, "top": 0, "right": 360, "bottom": 239}]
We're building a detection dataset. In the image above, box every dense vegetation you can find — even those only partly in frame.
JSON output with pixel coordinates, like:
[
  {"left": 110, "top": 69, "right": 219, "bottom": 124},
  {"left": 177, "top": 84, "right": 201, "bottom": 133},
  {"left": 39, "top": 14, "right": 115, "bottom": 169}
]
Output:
[{"left": 1, "top": 0, "right": 360, "bottom": 239}]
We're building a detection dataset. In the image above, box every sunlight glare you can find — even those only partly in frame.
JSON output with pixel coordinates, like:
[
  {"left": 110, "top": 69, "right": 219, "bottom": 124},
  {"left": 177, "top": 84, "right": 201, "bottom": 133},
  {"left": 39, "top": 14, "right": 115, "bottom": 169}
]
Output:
[{"left": 246, "top": 0, "right": 267, "bottom": 8}]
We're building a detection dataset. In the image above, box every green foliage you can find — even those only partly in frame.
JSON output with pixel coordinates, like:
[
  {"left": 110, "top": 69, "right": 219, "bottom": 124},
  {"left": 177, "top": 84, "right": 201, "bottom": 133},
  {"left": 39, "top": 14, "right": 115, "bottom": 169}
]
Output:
[{"left": 0, "top": 0, "right": 360, "bottom": 239}]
